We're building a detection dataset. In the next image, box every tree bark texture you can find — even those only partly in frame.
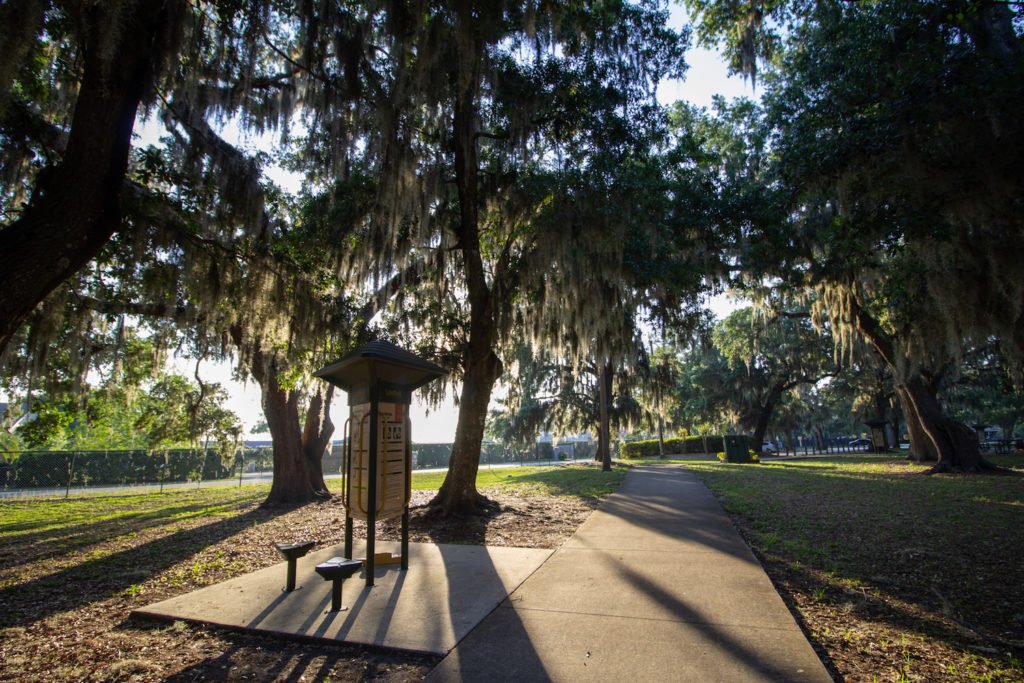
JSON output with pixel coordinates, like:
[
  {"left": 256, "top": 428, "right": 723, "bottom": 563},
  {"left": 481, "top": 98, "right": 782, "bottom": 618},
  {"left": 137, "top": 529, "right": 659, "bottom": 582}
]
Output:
[
  {"left": 854, "top": 307, "right": 986, "bottom": 471},
  {"left": 899, "top": 375, "right": 987, "bottom": 472},
  {"left": 232, "top": 327, "right": 334, "bottom": 504},
  {"left": 751, "top": 394, "right": 778, "bottom": 454},
  {"left": 429, "top": 11, "right": 503, "bottom": 514},
  {"left": 657, "top": 415, "right": 665, "bottom": 458},
  {"left": 896, "top": 385, "right": 937, "bottom": 462},
  {"left": 433, "top": 344, "right": 503, "bottom": 514},
  {"left": 261, "top": 377, "right": 324, "bottom": 504},
  {"left": 0, "top": 2, "right": 179, "bottom": 356},
  {"left": 301, "top": 384, "right": 335, "bottom": 493},
  {"left": 598, "top": 363, "right": 612, "bottom": 471}
]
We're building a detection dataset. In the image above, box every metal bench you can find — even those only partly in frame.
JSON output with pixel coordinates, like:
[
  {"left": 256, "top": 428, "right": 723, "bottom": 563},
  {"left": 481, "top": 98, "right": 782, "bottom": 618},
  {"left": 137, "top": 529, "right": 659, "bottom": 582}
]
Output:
[
  {"left": 274, "top": 540, "right": 316, "bottom": 592},
  {"left": 315, "top": 557, "right": 364, "bottom": 611}
]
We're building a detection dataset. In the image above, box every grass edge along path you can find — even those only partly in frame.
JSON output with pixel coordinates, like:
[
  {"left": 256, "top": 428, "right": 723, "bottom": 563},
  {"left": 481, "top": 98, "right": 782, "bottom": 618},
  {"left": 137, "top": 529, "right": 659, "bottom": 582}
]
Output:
[
  {"left": 682, "top": 455, "right": 1024, "bottom": 683},
  {"left": 0, "top": 462, "right": 629, "bottom": 534},
  {"left": 0, "top": 462, "right": 626, "bottom": 682}
]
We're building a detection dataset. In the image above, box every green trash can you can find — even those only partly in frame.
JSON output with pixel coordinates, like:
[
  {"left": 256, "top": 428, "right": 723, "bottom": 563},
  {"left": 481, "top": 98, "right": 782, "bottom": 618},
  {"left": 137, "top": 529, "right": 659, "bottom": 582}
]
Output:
[{"left": 723, "top": 435, "right": 753, "bottom": 463}]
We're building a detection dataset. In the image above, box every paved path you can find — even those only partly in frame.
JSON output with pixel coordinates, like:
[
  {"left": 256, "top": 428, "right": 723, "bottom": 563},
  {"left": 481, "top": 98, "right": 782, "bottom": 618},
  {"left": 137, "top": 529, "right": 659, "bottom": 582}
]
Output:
[{"left": 426, "top": 465, "right": 832, "bottom": 682}]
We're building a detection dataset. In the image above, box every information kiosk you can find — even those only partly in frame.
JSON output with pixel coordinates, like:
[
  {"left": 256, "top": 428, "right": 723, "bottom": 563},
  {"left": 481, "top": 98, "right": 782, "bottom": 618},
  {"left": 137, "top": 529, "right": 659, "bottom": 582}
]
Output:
[{"left": 315, "top": 341, "right": 446, "bottom": 586}]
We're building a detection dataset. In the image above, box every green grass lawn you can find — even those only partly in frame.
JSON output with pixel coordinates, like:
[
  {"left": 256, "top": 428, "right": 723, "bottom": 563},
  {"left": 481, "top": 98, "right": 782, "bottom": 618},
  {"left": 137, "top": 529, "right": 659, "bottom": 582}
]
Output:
[
  {"left": 411, "top": 462, "right": 628, "bottom": 497},
  {"left": 0, "top": 463, "right": 626, "bottom": 543},
  {"left": 682, "top": 454, "right": 1024, "bottom": 681}
]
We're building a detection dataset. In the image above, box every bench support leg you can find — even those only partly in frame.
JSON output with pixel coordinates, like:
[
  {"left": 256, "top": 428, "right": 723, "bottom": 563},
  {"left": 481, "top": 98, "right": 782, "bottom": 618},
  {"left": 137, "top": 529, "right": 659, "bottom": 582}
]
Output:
[
  {"left": 286, "top": 559, "right": 298, "bottom": 592},
  {"left": 330, "top": 579, "right": 347, "bottom": 611}
]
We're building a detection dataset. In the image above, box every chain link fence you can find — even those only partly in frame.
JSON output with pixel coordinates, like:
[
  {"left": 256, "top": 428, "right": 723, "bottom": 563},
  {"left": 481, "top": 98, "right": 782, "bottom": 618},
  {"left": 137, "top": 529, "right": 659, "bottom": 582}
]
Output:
[
  {"left": 0, "top": 447, "right": 269, "bottom": 497},
  {"left": 0, "top": 439, "right": 595, "bottom": 498},
  {"left": 407, "top": 440, "right": 595, "bottom": 470}
]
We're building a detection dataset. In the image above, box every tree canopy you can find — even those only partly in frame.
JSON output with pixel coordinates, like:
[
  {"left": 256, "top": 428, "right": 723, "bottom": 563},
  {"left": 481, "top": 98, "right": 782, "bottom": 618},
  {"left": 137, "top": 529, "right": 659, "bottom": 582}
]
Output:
[{"left": 2, "top": 0, "right": 1023, "bottom": 505}]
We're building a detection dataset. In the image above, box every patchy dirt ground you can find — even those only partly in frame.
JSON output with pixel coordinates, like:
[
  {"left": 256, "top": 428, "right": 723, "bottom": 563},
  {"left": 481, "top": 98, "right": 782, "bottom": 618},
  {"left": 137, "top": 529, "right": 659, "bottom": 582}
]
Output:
[
  {"left": 0, "top": 489, "right": 598, "bottom": 682},
  {"left": 3, "top": 463, "right": 1021, "bottom": 682},
  {"left": 686, "top": 457, "right": 1024, "bottom": 683}
]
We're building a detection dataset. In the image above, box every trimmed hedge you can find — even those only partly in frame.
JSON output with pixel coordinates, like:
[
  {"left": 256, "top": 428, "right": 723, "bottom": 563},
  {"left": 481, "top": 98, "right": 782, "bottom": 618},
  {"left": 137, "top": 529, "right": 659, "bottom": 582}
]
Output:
[
  {"left": 716, "top": 450, "right": 760, "bottom": 464},
  {"left": 620, "top": 435, "right": 726, "bottom": 459}
]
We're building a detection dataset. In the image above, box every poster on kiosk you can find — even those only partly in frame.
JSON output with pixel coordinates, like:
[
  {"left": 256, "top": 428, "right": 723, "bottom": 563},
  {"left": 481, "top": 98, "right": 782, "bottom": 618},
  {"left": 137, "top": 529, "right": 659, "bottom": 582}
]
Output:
[{"left": 346, "top": 401, "right": 410, "bottom": 521}]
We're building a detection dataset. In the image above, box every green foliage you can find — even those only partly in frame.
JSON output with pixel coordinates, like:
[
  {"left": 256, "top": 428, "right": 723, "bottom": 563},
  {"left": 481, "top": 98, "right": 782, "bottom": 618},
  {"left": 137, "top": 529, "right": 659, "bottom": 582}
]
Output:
[
  {"left": 946, "top": 349, "right": 1024, "bottom": 437},
  {"left": 16, "top": 400, "right": 75, "bottom": 449},
  {"left": 7, "top": 330, "right": 241, "bottom": 455},
  {"left": 486, "top": 345, "right": 649, "bottom": 449},
  {"left": 716, "top": 449, "right": 760, "bottom": 464},
  {"left": 15, "top": 371, "right": 240, "bottom": 454},
  {"left": 0, "top": 429, "right": 19, "bottom": 458},
  {"left": 755, "top": 0, "right": 1024, "bottom": 376},
  {"left": 682, "top": 0, "right": 794, "bottom": 84},
  {"left": 672, "top": 306, "right": 835, "bottom": 442}
]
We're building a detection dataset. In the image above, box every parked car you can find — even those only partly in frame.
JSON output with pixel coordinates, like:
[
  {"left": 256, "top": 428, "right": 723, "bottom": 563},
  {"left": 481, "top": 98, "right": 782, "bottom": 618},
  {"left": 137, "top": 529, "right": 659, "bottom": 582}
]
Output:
[
  {"left": 761, "top": 442, "right": 776, "bottom": 453},
  {"left": 848, "top": 438, "right": 872, "bottom": 450}
]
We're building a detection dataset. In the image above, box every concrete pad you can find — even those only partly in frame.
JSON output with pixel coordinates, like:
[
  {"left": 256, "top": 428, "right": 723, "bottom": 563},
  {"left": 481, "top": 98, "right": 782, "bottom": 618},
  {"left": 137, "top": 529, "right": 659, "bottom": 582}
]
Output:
[
  {"left": 427, "top": 604, "right": 830, "bottom": 683},
  {"left": 133, "top": 540, "right": 552, "bottom": 655}
]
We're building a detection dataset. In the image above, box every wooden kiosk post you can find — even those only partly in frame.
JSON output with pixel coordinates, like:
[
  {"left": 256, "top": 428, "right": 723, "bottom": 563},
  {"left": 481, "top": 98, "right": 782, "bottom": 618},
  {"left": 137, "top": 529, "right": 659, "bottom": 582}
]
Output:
[{"left": 315, "top": 341, "right": 446, "bottom": 587}]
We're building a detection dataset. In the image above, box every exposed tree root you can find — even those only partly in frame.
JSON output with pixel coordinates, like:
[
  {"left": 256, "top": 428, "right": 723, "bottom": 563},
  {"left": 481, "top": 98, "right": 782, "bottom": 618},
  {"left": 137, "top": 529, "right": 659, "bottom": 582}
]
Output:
[
  {"left": 425, "top": 489, "right": 500, "bottom": 517},
  {"left": 931, "top": 585, "right": 1024, "bottom": 653},
  {"left": 259, "top": 490, "right": 333, "bottom": 508},
  {"left": 922, "top": 457, "right": 1009, "bottom": 475}
]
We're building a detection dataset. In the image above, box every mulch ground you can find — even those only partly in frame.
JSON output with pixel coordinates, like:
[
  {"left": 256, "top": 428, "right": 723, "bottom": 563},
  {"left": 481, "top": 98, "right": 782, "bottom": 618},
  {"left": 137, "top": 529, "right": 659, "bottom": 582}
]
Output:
[
  {"left": 3, "top": 468, "right": 1021, "bottom": 681},
  {"left": 0, "top": 489, "right": 598, "bottom": 682}
]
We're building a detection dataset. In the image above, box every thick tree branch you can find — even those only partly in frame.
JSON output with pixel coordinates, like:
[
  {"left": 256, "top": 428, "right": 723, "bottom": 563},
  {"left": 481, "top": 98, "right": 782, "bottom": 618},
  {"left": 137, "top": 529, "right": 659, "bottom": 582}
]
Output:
[{"left": 0, "top": 1, "right": 180, "bottom": 357}]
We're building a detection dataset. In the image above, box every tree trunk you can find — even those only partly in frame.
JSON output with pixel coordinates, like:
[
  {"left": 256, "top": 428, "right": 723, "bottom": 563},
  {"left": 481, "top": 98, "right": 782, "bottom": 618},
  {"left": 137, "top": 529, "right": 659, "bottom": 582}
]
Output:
[
  {"left": 0, "top": 2, "right": 178, "bottom": 356},
  {"left": 752, "top": 390, "right": 780, "bottom": 453},
  {"left": 428, "top": 10, "right": 504, "bottom": 515},
  {"left": 855, "top": 304, "right": 987, "bottom": 471},
  {"left": 232, "top": 326, "right": 333, "bottom": 504},
  {"left": 598, "top": 362, "right": 613, "bottom": 471},
  {"left": 900, "top": 375, "right": 987, "bottom": 472},
  {"left": 899, "top": 385, "right": 937, "bottom": 462},
  {"left": 889, "top": 394, "right": 904, "bottom": 450},
  {"left": 260, "top": 370, "right": 331, "bottom": 504},
  {"left": 431, "top": 344, "right": 503, "bottom": 515},
  {"left": 302, "top": 384, "right": 335, "bottom": 492},
  {"left": 657, "top": 416, "right": 665, "bottom": 458}
]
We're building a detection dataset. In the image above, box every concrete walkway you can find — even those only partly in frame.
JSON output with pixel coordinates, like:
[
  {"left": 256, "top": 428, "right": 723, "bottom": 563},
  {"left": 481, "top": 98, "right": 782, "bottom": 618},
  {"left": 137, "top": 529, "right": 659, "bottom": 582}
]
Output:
[{"left": 426, "top": 465, "right": 832, "bottom": 682}]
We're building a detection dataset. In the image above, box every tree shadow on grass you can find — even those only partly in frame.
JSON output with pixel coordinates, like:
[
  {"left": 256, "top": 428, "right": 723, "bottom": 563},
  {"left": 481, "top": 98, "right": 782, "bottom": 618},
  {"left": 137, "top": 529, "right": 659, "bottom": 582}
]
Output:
[
  {"left": 0, "top": 503, "right": 304, "bottom": 629},
  {"left": 759, "top": 551, "right": 1024, "bottom": 677},
  {"left": 714, "top": 471, "right": 1024, "bottom": 661},
  {"left": 0, "top": 499, "right": 261, "bottom": 572}
]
